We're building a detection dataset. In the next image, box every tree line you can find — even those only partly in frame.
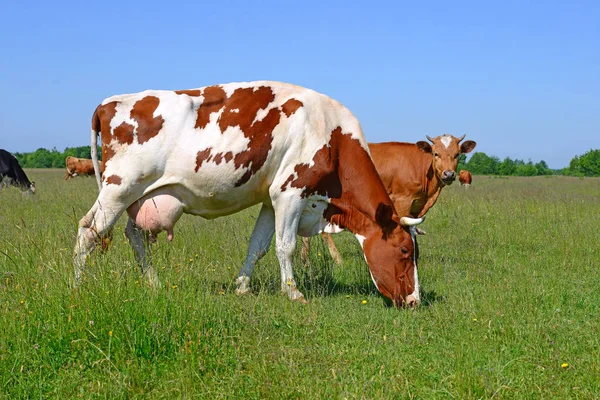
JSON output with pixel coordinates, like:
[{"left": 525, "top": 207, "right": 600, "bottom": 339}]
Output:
[
  {"left": 457, "top": 149, "right": 600, "bottom": 177},
  {"left": 9, "top": 146, "right": 600, "bottom": 177},
  {"left": 12, "top": 146, "right": 101, "bottom": 169}
]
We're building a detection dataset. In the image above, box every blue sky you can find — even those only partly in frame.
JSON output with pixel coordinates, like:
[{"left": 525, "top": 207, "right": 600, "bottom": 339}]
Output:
[{"left": 1, "top": 0, "right": 598, "bottom": 169}]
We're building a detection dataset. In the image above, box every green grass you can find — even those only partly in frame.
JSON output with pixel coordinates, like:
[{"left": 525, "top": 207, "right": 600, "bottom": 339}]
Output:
[{"left": 1, "top": 170, "right": 599, "bottom": 398}]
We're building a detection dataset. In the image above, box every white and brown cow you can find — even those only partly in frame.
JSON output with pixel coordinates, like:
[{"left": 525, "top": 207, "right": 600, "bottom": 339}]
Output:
[{"left": 75, "top": 81, "right": 423, "bottom": 307}]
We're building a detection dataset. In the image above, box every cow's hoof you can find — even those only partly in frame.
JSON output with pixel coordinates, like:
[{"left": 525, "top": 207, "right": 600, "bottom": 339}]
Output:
[{"left": 235, "top": 276, "right": 251, "bottom": 295}]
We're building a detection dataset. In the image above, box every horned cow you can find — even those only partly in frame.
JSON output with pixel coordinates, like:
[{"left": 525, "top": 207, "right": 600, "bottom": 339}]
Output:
[
  {"left": 74, "top": 81, "right": 424, "bottom": 307},
  {"left": 304, "top": 134, "right": 476, "bottom": 263}
]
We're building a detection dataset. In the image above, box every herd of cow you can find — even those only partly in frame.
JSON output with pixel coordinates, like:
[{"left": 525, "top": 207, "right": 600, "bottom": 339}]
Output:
[{"left": 2, "top": 81, "right": 475, "bottom": 308}]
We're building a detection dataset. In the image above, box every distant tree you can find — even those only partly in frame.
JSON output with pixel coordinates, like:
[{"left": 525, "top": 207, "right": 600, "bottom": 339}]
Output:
[
  {"left": 466, "top": 152, "right": 499, "bottom": 175},
  {"left": 535, "top": 160, "right": 552, "bottom": 176},
  {"left": 64, "top": 146, "right": 98, "bottom": 159},
  {"left": 498, "top": 157, "right": 517, "bottom": 176},
  {"left": 515, "top": 160, "right": 538, "bottom": 176},
  {"left": 566, "top": 149, "right": 600, "bottom": 177},
  {"left": 24, "top": 148, "right": 55, "bottom": 168}
]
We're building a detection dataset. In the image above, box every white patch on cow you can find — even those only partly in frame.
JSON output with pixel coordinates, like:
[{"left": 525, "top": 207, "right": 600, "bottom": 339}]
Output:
[
  {"left": 355, "top": 233, "right": 366, "bottom": 248},
  {"left": 323, "top": 223, "right": 344, "bottom": 234},
  {"left": 297, "top": 198, "right": 330, "bottom": 237},
  {"left": 441, "top": 135, "right": 452, "bottom": 149},
  {"left": 254, "top": 105, "right": 273, "bottom": 123}
]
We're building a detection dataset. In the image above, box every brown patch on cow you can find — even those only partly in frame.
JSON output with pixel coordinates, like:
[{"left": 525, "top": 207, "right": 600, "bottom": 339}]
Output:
[
  {"left": 190, "top": 85, "right": 293, "bottom": 186},
  {"left": 280, "top": 174, "right": 295, "bottom": 192},
  {"left": 281, "top": 141, "right": 341, "bottom": 198},
  {"left": 105, "top": 175, "right": 122, "bottom": 185},
  {"left": 281, "top": 98, "right": 303, "bottom": 117},
  {"left": 282, "top": 126, "right": 344, "bottom": 199},
  {"left": 113, "top": 121, "right": 135, "bottom": 145},
  {"left": 213, "top": 152, "right": 226, "bottom": 165},
  {"left": 196, "top": 85, "right": 227, "bottom": 129},
  {"left": 284, "top": 126, "right": 395, "bottom": 232},
  {"left": 130, "top": 96, "right": 164, "bottom": 144},
  {"left": 218, "top": 86, "right": 275, "bottom": 134},
  {"left": 95, "top": 102, "right": 118, "bottom": 169},
  {"left": 175, "top": 89, "right": 201, "bottom": 96},
  {"left": 195, "top": 148, "right": 213, "bottom": 172},
  {"left": 233, "top": 106, "right": 280, "bottom": 186},
  {"left": 190, "top": 85, "right": 281, "bottom": 186}
]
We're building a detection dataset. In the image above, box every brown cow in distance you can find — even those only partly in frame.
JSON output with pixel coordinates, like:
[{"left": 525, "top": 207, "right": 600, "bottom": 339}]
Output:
[
  {"left": 304, "top": 134, "right": 476, "bottom": 263},
  {"left": 65, "top": 156, "right": 102, "bottom": 180},
  {"left": 459, "top": 169, "right": 473, "bottom": 187}
]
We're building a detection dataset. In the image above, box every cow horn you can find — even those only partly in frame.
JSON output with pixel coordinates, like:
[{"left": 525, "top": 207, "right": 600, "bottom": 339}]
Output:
[
  {"left": 426, "top": 135, "right": 435, "bottom": 143},
  {"left": 399, "top": 216, "right": 424, "bottom": 226},
  {"left": 457, "top": 134, "right": 466, "bottom": 142}
]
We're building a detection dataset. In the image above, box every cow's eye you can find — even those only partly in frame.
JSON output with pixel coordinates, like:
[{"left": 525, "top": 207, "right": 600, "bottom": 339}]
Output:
[
  {"left": 433, "top": 152, "right": 439, "bottom": 157},
  {"left": 401, "top": 247, "right": 409, "bottom": 255},
  {"left": 454, "top": 154, "right": 459, "bottom": 159}
]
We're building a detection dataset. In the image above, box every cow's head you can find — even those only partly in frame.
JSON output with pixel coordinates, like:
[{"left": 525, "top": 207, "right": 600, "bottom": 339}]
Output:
[
  {"left": 416, "top": 134, "right": 476, "bottom": 185},
  {"left": 362, "top": 204, "right": 423, "bottom": 308},
  {"left": 28, "top": 181, "right": 36, "bottom": 194}
]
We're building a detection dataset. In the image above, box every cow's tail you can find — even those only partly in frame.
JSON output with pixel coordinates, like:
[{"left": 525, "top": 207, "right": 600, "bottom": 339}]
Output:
[{"left": 91, "top": 106, "right": 103, "bottom": 191}]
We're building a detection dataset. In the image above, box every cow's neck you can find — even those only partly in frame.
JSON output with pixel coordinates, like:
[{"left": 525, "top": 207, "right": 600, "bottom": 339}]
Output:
[
  {"left": 324, "top": 137, "right": 397, "bottom": 238},
  {"left": 423, "top": 161, "right": 443, "bottom": 197}
]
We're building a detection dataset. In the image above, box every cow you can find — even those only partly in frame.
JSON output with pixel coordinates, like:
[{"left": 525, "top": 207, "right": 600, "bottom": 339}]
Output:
[
  {"left": 74, "top": 81, "right": 424, "bottom": 307},
  {"left": 459, "top": 169, "right": 473, "bottom": 187},
  {"left": 65, "top": 156, "right": 103, "bottom": 180},
  {"left": 303, "top": 134, "right": 476, "bottom": 262},
  {"left": 0, "top": 149, "right": 35, "bottom": 194}
]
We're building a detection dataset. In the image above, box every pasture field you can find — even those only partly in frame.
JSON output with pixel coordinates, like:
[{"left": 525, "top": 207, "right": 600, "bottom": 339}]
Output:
[{"left": 1, "top": 169, "right": 600, "bottom": 398}]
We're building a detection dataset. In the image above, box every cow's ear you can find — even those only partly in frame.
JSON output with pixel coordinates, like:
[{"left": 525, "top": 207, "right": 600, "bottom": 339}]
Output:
[
  {"left": 461, "top": 140, "right": 477, "bottom": 154},
  {"left": 376, "top": 203, "right": 398, "bottom": 235},
  {"left": 416, "top": 141, "right": 432, "bottom": 154}
]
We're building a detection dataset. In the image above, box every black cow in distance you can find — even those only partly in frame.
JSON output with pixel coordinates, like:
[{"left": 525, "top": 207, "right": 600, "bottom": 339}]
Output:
[{"left": 0, "top": 149, "right": 35, "bottom": 194}]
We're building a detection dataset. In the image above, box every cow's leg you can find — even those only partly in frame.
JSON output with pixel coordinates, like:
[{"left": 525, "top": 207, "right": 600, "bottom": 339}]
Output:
[
  {"left": 235, "top": 204, "right": 275, "bottom": 295},
  {"left": 300, "top": 237, "right": 311, "bottom": 266},
  {"left": 273, "top": 197, "right": 306, "bottom": 302},
  {"left": 321, "top": 233, "right": 343, "bottom": 264},
  {"left": 73, "top": 188, "right": 140, "bottom": 286},
  {"left": 125, "top": 219, "right": 160, "bottom": 288}
]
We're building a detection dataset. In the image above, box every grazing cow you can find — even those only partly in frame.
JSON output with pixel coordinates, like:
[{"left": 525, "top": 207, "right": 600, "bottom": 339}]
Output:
[
  {"left": 0, "top": 149, "right": 35, "bottom": 194},
  {"left": 74, "top": 81, "right": 424, "bottom": 307},
  {"left": 459, "top": 169, "right": 473, "bottom": 187},
  {"left": 65, "top": 156, "right": 103, "bottom": 180},
  {"left": 304, "top": 134, "right": 476, "bottom": 261}
]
